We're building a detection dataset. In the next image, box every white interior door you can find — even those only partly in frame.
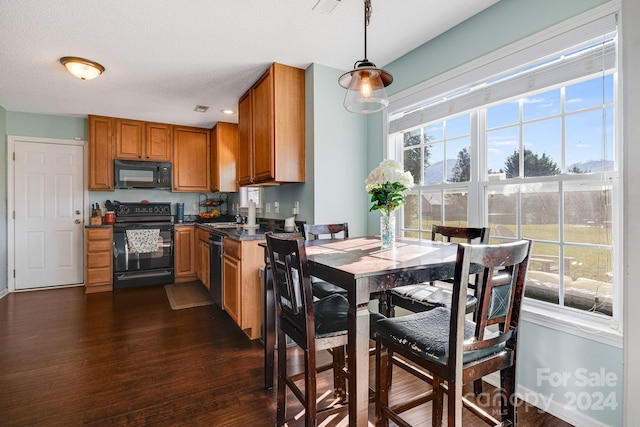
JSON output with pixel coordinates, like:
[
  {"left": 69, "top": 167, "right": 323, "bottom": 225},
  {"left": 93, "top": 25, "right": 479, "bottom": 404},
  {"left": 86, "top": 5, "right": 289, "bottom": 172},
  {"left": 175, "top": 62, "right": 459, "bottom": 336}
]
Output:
[{"left": 13, "top": 140, "right": 84, "bottom": 290}]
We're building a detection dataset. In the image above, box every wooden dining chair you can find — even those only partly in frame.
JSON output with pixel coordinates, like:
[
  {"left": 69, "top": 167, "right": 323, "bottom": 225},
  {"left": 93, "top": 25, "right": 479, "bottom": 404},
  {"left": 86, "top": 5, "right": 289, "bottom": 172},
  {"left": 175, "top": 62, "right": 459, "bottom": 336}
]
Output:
[
  {"left": 374, "top": 239, "right": 532, "bottom": 427},
  {"left": 386, "top": 225, "right": 490, "bottom": 317},
  {"left": 265, "top": 232, "right": 350, "bottom": 426},
  {"left": 303, "top": 223, "right": 349, "bottom": 299}
]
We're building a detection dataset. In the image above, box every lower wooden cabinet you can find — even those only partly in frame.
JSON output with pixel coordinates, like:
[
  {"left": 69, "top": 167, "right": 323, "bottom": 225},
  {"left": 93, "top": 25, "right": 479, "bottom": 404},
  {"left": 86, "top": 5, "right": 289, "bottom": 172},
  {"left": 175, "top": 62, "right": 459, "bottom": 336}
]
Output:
[
  {"left": 222, "top": 238, "right": 263, "bottom": 339},
  {"left": 85, "top": 227, "right": 113, "bottom": 293},
  {"left": 174, "top": 225, "right": 196, "bottom": 282},
  {"left": 196, "top": 227, "right": 210, "bottom": 290}
]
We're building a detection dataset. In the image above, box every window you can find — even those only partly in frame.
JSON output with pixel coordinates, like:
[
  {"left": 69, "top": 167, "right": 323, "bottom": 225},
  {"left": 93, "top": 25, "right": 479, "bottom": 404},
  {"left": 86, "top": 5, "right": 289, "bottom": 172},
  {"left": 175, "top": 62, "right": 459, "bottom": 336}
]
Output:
[
  {"left": 388, "top": 18, "right": 618, "bottom": 322},
  {"left": 239, "top": 187, "right": 262, "bottom": 211}
]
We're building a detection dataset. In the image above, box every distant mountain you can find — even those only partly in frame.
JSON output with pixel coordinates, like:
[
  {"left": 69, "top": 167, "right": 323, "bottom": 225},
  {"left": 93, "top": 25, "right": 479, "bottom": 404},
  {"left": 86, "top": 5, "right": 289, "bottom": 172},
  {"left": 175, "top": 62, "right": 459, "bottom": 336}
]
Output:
[
  {"left": 421, "top": 159, "right": 613, "bottom": 184},
  {"left": 424, "top": 159, "right": 458, "bottom": 185},
  {"left": 567, "top": 160, "right": 614, "bottom": 173}
]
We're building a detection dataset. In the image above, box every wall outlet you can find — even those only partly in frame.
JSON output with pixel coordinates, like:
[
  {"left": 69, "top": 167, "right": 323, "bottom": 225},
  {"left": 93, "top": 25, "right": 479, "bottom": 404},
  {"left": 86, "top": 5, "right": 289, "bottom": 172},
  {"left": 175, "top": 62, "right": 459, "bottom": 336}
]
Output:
[
  {"left": 265, "top": 202, "right": 271, "bottom": 213},
  {"left": 274, "top": 201, "right": 279, "bottom": 213},
  {"left": 192, "top": 203, "right": 198, "bottom": 212}
]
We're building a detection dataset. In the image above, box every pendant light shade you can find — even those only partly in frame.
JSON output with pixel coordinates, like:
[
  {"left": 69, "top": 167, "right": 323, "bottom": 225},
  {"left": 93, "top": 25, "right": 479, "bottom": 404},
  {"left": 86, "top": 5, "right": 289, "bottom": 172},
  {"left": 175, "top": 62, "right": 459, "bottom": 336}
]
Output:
[
  {"left": 339, "top": 0, "right": 392, "bottom": 114},
  {"left": 60, "top": 57, "right": 105, "bottom": 80}
]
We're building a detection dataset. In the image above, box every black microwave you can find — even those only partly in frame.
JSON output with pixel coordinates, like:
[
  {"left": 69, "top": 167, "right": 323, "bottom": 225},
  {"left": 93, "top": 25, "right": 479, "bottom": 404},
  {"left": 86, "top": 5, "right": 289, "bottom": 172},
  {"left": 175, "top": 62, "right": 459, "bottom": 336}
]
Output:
[{"left": 114, "top": 159, "right": 172, "bottom": 189}]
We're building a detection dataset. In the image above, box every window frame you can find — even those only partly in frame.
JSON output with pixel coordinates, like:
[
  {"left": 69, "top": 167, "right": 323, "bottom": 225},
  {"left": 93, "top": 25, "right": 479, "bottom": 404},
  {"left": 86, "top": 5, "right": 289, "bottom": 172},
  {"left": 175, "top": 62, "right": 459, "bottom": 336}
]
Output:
[{"left": 384, "top": 5, "right": 622, "bottom": 344}]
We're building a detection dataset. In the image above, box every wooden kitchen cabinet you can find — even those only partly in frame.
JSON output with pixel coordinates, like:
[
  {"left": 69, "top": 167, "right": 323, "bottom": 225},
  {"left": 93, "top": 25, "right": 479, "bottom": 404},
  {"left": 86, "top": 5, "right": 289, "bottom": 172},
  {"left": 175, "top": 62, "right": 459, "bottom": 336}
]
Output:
[
  {"left": 222, "top": 237, "right": 263, "bottom": 339},
  {"left": 237, "top": 62, "right": 305, "bottom": 186},
  {"left": 88, "top": 115, "right": 114, "bottom": 191},
  {"left": 85, "top": 227, "right": 113, "bottom": 293},
  {"left": 114, "top": 118, "right": 172, "bottom": 161},
  {"left": 172, "top": 126, "right": 210, "bottom": 192},
  {"left": 195, "top": 227, "right": 210, "bottom": 290},
  {"left": 174, "top": 225, "right": 196, "bottom": 282},
  {"left": 114, "top": 118, "right": 144, "bottom": 160},
  {"left": 211, "top": 122, "right": 238, "bottom": 192}
]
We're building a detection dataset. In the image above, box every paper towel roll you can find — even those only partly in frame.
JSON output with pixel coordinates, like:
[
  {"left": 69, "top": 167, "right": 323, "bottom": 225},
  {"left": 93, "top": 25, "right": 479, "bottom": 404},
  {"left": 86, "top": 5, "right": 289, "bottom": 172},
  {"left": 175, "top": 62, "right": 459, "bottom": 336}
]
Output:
[{"left": 248, "top": 200, "right": 256, "bottom": 226}]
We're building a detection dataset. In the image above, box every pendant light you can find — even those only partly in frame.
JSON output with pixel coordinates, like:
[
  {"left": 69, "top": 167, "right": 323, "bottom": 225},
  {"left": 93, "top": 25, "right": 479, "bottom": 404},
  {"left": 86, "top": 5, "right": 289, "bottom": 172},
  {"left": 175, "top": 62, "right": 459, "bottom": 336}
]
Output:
[
  {"left": 338, "top": 0, "right": 392, "bottom": 114},
  {"left": 60, "top": 57, "right": 105, "bottom": 80}
]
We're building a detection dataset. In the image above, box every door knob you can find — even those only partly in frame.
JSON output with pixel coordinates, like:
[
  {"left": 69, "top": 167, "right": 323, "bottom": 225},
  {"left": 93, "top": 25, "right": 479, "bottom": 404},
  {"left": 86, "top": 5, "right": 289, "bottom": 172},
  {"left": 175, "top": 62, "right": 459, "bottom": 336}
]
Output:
[{"left": 75, "top": 219, "right": 82, "bottom": 224}]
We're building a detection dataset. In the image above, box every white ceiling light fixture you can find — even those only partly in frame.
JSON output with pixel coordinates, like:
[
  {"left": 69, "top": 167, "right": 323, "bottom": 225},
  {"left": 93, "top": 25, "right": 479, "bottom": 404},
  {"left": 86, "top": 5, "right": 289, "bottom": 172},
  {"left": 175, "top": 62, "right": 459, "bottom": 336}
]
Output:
[
  {"left": 221, "top": 109, "right": 235, "bottom": 115},
  {"left": 60, "top": 56, "right": 105, "bottom": 80},
  {"left": 338, "top": 0, "right": 392, "bottom": 114}
]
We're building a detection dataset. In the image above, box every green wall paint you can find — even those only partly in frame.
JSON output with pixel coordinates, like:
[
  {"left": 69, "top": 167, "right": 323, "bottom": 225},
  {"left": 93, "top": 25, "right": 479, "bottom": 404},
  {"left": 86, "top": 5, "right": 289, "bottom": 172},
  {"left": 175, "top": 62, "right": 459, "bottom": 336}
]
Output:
[{"left": 6, "top": 111, "right": 87, "bottom": 140}]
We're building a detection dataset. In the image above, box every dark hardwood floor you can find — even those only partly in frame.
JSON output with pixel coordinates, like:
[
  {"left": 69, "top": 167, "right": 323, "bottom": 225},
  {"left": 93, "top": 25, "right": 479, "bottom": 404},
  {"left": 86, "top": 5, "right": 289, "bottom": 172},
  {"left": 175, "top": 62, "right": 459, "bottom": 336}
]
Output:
[{"left": 0, "top": 285, "right": 573, "bottom": 426}]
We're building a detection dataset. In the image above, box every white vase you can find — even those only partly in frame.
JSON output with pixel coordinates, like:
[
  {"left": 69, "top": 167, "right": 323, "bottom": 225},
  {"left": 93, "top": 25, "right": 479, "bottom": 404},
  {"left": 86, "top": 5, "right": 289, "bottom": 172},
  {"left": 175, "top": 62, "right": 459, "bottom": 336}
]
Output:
[{"left": 380, "top": 214, "right": 396, "bottom": 249}]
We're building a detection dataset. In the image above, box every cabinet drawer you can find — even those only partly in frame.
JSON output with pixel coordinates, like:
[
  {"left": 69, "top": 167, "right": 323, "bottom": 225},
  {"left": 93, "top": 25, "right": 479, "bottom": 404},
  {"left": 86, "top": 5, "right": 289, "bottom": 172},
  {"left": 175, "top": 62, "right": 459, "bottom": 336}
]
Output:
[
  {"left": 86, "top": 267, "right": 112, "bottom": 285},
  {"left": 87, "top": 239, "right": 112, "bottom": 252},
  {"left": 224, "top": 238, "right": 240, "bottom": 260},
  {"left": 87, "top": 252, "right": 111, "bottom": 268},
  {"left": 87, "top": 227, "right": 112, "bottom": 241}
]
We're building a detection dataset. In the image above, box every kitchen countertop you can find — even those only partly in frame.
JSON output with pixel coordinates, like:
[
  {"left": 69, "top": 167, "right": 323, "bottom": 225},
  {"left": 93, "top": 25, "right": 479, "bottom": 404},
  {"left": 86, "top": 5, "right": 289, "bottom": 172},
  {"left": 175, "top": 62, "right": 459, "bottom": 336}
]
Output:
[{"left": 196, "top": 223, "right": 301, "bottom": 241}]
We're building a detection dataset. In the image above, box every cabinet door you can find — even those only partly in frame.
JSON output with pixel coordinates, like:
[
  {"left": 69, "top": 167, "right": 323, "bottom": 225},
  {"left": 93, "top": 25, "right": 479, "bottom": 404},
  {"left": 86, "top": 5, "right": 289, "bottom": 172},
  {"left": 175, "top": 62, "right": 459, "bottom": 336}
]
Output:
[
  {"left": 145, "top": 122, "right": 172, "bottom": 161},
  {"left": 172, "top": 126, "right": 210, "bottom": 192},
  {"left": 88, "top": 115, "right": 114, "bottom": 191},
  {"left": 202, "top": 243, "right": 210, "bottom": 290},
  {"left": 174, "top": 226, "right": 196, "bottom": 279},
  {"left": 211, "top": 122, "right": 238, "bottom": 192},
  {"left": 114, "top": 118, "right": 144, "bottom": 159},
  {"left": 85, "top": 227, "right": 113, "bottom": 293},
  {"left": 252, "top": 69, "right": 275, "bottom": 183},
  {"left": 237, "top": 91, "right": 253, "bottom": 186},
  {"left": 223, "top": 254, "right": 241, "bottom": 324}
]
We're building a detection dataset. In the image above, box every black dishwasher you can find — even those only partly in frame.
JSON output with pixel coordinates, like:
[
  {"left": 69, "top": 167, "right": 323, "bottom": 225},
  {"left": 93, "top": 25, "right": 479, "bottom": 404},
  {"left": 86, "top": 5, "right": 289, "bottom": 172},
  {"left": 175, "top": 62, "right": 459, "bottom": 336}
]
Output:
[{"left": 209, "top": 232, "right": 224, "bottom": 309}]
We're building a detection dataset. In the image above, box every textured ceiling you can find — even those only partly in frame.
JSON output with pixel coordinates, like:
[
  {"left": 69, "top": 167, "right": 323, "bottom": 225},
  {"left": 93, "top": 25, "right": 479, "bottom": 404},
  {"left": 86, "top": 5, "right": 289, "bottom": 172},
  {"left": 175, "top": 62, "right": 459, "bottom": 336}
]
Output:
[{"left": 0, "top": 0, "right": 498, "bottom": 128}]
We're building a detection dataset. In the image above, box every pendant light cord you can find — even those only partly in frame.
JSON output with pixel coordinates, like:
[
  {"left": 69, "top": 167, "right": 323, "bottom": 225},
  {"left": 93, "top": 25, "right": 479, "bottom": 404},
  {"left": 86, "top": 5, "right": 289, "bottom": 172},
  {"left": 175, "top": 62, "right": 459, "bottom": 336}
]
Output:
[{"left": 363, "top": 0, "right": 372, "bottom": 62}]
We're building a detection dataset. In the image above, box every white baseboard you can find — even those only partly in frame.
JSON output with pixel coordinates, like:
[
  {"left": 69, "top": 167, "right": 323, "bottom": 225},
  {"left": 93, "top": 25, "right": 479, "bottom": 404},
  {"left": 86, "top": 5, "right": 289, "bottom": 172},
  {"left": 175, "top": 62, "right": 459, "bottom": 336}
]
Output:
[
  {"left": 0, "top": 288, "right": 8, "bottom": 299},
  {"left": 483, "top": 373, "right": 612, "bottom": 427}
]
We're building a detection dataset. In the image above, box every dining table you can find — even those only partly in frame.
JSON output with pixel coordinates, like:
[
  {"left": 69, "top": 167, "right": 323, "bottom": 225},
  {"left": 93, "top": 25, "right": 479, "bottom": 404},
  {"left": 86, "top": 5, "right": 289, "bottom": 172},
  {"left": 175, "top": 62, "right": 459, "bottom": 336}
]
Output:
[{"left": 262, "top": 236, "right": 461, "bottom": 427}]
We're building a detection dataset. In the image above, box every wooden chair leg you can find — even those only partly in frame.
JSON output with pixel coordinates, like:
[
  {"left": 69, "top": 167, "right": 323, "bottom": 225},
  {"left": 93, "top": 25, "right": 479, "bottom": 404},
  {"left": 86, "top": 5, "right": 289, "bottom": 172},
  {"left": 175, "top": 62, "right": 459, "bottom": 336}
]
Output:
[
  {"left": 473, "top": 378, "right": 483, "bottom": 395},
  {"left": 432, "top": 376, "right": 444, "bottom": 427},
  {"left": 500, "top": 365, "right": 517, "bottom": 425},
  {"left": 447, "top": 379, "right": 463, "bottom": 427},
  {"left": 375, "top": 338, "right": 390, "bottom": 427},
  {"left": 276, "top": 331, "right": 288, "bottom": 426},
  {"left": 305, "top": 348, "right": 318, "bottom": 427},
  {"left": 332, "top": 346, "right": 347, "bottom": 402}
]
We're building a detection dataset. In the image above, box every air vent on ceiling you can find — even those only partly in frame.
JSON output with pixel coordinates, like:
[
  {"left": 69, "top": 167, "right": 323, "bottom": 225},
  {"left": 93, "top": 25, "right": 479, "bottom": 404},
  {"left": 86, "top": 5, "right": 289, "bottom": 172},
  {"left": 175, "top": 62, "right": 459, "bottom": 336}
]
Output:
[
  {"left": 194, "top": 105, "right": 209, "bottom": 113},
  {"left": 312, "top": 0, "right": 341, "bottom": 15}
]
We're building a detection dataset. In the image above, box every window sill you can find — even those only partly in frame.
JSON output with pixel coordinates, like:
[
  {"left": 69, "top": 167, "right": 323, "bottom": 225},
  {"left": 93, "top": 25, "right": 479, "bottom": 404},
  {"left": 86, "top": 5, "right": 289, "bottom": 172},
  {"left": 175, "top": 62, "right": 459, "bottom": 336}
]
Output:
[{"left": 521, "top": 299, "right": 622, "bottom": 348}]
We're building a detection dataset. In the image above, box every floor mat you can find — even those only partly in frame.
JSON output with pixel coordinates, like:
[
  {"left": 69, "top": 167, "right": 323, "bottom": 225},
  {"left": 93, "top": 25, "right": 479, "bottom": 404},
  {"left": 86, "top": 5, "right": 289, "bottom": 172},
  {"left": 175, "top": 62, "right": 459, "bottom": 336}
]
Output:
[{"left": 164, "top": 282, "right": 212, "bottom": 310}]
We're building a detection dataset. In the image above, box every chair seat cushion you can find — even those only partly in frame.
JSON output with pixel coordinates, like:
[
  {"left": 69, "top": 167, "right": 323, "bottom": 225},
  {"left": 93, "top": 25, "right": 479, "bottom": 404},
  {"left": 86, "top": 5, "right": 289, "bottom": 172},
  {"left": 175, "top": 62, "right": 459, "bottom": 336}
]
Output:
[
  {"left": 310, "top": 294, "right": 382, "bottom": 338},
  {"left": 373, "top": 307, "right": 504, "bottom": 365},
  {"left": 312, "top": 280, "right": 348, "bottom": 298},
  {"left": 391, "top": 283, "right": 477, "bottom": 311}
]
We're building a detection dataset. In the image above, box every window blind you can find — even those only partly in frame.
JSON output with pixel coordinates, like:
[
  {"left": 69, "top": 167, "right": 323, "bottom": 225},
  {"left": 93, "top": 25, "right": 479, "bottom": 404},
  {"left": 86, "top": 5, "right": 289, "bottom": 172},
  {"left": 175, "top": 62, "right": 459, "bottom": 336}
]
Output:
[{"left": 389, "top": 13, "right": 617, "bottom": 133}]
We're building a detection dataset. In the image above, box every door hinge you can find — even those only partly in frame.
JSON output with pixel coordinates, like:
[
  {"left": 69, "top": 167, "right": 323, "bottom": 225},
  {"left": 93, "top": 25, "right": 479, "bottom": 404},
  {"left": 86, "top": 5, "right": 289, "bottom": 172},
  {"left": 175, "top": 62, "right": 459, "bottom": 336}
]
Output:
[
  {"left": 13, "top": 269, "right": 15, "bottom": 278},
  {"left": 13, "top": 210, "right": 15, "bottom": 220},
  {"left": 13, "top": 152, "right": 15, "bottom": 161}
]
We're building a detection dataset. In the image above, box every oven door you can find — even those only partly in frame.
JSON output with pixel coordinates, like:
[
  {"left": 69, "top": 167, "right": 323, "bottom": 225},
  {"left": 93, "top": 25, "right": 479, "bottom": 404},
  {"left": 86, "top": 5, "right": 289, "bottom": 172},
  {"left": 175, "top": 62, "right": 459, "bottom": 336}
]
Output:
[{"left": 113, "top": 223, "right": 174, "bottom": 287}]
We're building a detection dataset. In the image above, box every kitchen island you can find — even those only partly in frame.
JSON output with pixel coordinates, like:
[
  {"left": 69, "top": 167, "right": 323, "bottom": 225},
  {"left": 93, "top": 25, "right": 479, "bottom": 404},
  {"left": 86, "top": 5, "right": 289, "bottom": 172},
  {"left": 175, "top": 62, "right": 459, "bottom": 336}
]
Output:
[{"left": 196, "top": 219, "right": 303, "bottom": 340}]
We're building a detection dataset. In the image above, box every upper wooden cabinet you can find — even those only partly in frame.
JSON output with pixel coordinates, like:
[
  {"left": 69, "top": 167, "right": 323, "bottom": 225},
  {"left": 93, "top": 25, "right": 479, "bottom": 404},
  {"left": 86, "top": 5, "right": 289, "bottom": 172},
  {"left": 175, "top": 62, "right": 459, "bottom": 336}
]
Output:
[
  {"left": 172, "top": 126, "right": 210, "bottom": 192},
  {"left": 211, "top": 122, "right": 238, "bottom": 193},
  {"left": 114, "top": 118, "right": 172, "bottom": 161},
  {"left": 237, "top": 63, "right": 305, "bottom": 186},
  {"left": 145, "top": 122, "right": 173, "bottom": 161},
  {"left": 88, "top": 115, "right": 114, "bottom": 191}
]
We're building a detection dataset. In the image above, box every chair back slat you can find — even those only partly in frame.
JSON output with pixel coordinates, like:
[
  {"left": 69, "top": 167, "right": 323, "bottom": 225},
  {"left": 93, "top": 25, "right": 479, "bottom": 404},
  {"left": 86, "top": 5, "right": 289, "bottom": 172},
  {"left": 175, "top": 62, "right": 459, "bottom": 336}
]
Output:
[{"left": 304, "top": 223, "right": 349, "bottom": 241}]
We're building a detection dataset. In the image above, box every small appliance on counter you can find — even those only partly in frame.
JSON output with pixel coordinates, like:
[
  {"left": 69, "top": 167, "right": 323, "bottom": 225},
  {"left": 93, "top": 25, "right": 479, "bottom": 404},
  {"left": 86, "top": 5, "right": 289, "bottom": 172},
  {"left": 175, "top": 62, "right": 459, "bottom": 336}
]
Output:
[{"left": 176, "top": 203, "right": 184, "bottom": 223}]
